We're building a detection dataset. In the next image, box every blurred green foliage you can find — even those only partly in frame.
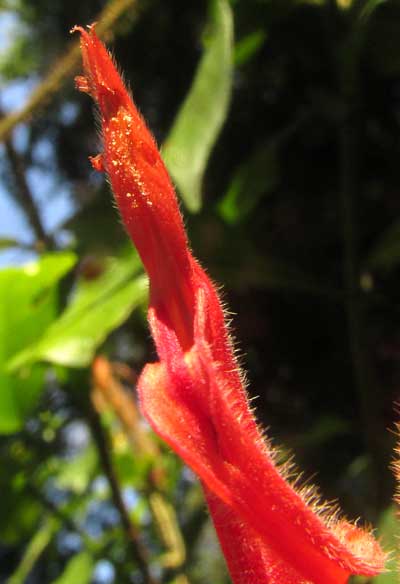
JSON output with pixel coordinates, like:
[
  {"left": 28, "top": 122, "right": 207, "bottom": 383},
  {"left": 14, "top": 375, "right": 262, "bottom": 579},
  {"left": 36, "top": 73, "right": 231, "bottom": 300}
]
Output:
[
  {"left": 0, "top": 253, "right": 76, "bottom": 433},
  {"left": 1, "top": 0, "right": 400, "bottom": 582},
  {"left": 162, "top": 0, "right": 233, "bottom": 212}
]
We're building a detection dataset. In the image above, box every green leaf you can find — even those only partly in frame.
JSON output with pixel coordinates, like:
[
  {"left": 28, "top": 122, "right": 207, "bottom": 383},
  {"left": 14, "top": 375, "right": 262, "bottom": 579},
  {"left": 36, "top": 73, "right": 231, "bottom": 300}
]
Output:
[
  {"left": 353, "top": 505, "right": 399, "bottom": 583},
  {"left": 294, "top": 416, "right": 350, "bottom": 449},
  {"left": 162, "top": 0, "right": 233, "bottom": 212},
  {"left": 218, "top": 142, "right": 279, "bottom": 224},
  {"left": 365, "top": 2, "right": 400, "bottom": 76},
  {"left": 114, "top": 448, "right": 152, "bottom": 488},
  {"left": 234, "top": 30, "right": 267, "bottom": 67},
  {"left": 0, "top": 32, "right": 39, "bottom": 80},
  {"left": 51, "top": 552, "right": 94, "bottom": 584},
  {"left": 0, "top": 252, "right": 76, "bottom": 434},
  {"left": 56, "top": 443, "right": 98, "bottom": 494},
  {"left": 373, "top": 506, "right": 399, "bottom": 583},
  {"left": 359, "top": 0, "right": 388, "bottom": 23},
  {"left": 365, "top": 219, "right": 400, "bottom": 271},
  {"left": 8, "top": 517, "right": 59, "bottom": 584},
  {"left": 218, "top": 114, "right": 307, "bottom": 224},
  {"left": 0, "top": 474, "right": 42, "bottom": 545},
  {"left": 9, "top": 251, "right": 147, "bottom": 369}
]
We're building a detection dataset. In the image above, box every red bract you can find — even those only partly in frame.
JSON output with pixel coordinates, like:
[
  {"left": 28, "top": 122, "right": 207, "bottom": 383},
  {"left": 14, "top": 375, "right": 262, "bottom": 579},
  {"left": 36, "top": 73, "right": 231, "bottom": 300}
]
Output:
[{"left": 74, "top": 24, "right": 386, "bottom": 584}]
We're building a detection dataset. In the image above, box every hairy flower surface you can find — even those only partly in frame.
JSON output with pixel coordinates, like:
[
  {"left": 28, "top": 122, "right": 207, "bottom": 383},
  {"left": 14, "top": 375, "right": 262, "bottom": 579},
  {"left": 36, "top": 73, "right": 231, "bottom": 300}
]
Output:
[{"left": 74, "top": 24, "right": 386, "bottom": 584}]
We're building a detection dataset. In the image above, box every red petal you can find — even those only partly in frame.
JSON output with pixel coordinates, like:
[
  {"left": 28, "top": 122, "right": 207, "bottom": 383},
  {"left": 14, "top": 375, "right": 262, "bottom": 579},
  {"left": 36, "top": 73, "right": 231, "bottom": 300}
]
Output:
[
  {"left": 139, "top": 339, "right": 385, "bottom": 584},
  {"left": 205, "top": 488, "right": 310, "bottom": 584},
  {"left": 138, "top": 360, "right": 232, "bottom": 504}
]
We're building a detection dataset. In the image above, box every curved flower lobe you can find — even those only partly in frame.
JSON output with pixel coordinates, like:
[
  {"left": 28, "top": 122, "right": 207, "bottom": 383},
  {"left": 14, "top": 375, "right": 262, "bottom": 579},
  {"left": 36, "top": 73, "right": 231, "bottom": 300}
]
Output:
[{"left": 74, "top": 24, "right": 386, "bottom": 584}]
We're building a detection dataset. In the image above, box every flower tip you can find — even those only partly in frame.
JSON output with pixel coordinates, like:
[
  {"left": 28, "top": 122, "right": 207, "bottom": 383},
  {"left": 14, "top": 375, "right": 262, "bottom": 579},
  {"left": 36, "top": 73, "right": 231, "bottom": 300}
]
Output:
[
  {"left": 70, "top": 22, "right": 97, "bottom": 36},
  {"left": 331, "top": 519, "right": 388, "bottom": 575},
  {"left": 69, "top": 25, "right": 83, "bottom": 35},
  {"left": 73, "top": 22, "right": 130, "bottom": 118}
]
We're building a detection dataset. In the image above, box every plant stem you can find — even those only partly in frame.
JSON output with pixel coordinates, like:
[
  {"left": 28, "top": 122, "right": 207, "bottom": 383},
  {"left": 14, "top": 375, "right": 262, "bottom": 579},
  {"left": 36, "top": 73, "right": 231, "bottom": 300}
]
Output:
[
  {"left": 339, "top": 19, "right": 390, "bottom": 512},
  {"left": 88, "top": 404, "right": 157, "bottom": 584},
  {"left": 92, "top": 358, "right": 189, "bottom": 579},
  {"left": 0, "top": 0, "right": 138, "bottom": 143},
  {"left": 28, "top": 484, "right": 89, "bottom": 544},
  {"left": 7, "top": 516, "right": 58, "bottom": 584},
  {"left": 3, "top": 131, "right": 53, "bottom": 249}
]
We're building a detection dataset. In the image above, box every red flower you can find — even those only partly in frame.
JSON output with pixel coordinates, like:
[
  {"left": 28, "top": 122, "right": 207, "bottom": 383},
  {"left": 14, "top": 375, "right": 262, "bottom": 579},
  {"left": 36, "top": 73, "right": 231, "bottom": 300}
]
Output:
[{"left": 74, "top": 24, "right": 386, "bottom": 584}]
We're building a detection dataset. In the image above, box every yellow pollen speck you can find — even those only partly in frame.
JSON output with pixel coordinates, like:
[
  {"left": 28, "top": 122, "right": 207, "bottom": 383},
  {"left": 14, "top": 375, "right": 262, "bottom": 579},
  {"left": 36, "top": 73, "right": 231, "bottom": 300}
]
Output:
[{"left": 126, "top": 192, "right": 132, "bottom": 198}]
